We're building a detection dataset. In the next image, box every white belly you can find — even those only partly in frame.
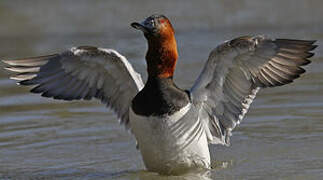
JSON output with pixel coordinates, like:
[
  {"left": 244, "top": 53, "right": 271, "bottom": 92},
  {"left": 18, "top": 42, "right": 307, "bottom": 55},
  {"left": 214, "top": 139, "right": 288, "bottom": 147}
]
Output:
[{"left": 129, "top": 103, "right": 210, "bottom": 175}]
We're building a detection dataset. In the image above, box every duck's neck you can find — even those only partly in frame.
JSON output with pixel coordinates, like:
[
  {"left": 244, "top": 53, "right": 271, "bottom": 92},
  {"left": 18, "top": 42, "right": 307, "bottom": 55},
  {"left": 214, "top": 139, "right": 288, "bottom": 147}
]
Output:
[{"left": 145, "top": 34, "right": 178, "bottom": 79}]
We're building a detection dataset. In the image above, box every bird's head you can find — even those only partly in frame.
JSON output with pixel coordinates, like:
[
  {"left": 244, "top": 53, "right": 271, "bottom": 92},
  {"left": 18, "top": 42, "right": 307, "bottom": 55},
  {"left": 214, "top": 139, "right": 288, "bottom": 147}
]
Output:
[{"left": 131, "top": 14, "right": 175, "bottom": 40}]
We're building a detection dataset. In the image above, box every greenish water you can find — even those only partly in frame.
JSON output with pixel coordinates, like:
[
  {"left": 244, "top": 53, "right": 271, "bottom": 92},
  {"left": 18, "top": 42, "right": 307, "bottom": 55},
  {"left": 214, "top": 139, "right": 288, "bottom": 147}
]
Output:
[{"left": 0, "top": 1, "right": 323, "bottom": 179}]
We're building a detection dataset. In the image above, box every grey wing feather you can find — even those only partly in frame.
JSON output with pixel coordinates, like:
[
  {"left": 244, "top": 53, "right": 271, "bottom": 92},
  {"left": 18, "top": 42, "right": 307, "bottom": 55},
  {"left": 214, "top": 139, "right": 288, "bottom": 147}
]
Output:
[
  {"left": 2, "top": 46, "right": 144, "bottom": 128},
  {"left": 191, "top": 35, "right": 317, "bottom": 145}
]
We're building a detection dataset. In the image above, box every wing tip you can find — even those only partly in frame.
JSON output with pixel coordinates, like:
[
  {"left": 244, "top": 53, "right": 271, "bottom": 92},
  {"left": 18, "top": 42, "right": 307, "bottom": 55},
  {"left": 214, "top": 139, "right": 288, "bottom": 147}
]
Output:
[
  {"left": 275, "top": 39, "right": 318, "bottom": 52},
  {"left": 4, "top": 67, "right": 13, "bottom": 72},
  {"left": 1, "top": 59, "right": 9, "bottom": 64},
  {"left": 276, "top": 38, "right": 317, "bottom": 44},
  {"left": 1, "top": 59, "right": 16, "bottom": 66},
  {"left": 309, "top": 45, "right": 318, "bottom": 51}
]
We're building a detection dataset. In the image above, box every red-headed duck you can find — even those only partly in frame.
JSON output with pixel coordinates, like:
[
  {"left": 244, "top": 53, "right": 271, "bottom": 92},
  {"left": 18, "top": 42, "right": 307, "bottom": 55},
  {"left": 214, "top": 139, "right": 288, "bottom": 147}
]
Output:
[{"left": 2, "top": 14, "right": 317, "bottom": 175}]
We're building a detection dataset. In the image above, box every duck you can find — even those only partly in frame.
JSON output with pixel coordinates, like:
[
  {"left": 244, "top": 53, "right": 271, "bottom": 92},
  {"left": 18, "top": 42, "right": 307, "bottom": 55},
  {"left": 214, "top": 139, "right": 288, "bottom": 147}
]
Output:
[{"left": 2, "top": 14, "right": 317, "bottom": 175}]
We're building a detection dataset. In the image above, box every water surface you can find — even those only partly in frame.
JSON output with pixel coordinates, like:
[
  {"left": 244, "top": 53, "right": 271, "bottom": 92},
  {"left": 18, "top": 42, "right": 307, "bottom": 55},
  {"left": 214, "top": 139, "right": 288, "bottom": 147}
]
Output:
[{"left": 0, "top": 1, "right": 323, "bottom": 179}]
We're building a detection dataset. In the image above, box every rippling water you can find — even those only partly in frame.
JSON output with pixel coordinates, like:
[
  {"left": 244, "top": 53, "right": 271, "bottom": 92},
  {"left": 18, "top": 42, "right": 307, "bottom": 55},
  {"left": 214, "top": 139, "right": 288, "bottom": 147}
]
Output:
[{"left": 0, "top": 1, "right": 323, "bottom": 179}]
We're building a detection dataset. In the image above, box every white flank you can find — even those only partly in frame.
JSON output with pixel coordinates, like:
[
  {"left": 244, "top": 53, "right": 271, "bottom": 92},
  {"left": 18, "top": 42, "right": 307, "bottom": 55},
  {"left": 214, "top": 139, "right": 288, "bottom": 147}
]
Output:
[{"left": 129, "top": 103, "right": 211, "bottom": 174}]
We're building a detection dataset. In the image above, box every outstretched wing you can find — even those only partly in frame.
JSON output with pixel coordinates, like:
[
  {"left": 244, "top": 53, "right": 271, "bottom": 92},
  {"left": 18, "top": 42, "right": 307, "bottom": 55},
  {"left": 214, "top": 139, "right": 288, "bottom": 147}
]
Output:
[
  {"left": 191, "top": 36, "right": 317, "bottom": 145},
  {"left": 2, "top": 46, "right": 144, "bottom": 128}
]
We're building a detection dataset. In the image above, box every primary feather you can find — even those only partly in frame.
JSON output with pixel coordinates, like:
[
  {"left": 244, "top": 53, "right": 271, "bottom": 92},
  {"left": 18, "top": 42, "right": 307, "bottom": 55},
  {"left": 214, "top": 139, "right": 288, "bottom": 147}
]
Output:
[
  {"left": 2, "top": 46, "right": 144, "bottom": 127},
  {"left": 191, "top": 35, "right": 316, "bottom": 145}
]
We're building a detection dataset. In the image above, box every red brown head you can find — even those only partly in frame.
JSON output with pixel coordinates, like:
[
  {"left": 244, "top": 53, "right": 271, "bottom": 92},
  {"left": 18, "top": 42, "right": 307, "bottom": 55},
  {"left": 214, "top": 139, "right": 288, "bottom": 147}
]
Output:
[{"left": 131, "top": 15, "right": 178, "bottom": 79}]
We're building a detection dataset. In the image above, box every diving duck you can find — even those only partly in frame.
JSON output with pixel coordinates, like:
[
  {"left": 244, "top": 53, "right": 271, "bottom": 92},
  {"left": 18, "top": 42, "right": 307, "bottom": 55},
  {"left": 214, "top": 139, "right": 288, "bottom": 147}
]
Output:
[{"left": 2, "top": 14, "right": 317, "bottom": 175}]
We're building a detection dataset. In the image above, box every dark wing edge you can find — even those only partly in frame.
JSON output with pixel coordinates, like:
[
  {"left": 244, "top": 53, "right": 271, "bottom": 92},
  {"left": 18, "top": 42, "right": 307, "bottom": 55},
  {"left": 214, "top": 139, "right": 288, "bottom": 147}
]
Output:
[
  {"left": 2, "top": 46, "right": 144, "bottom": 128},
  {"left": 191, "top": 35, "right": 317, "bottom": 146}
]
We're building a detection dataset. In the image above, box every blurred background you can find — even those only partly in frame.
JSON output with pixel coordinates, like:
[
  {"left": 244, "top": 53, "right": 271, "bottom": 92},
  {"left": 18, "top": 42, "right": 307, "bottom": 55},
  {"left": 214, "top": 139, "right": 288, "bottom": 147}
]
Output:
[{"left": 0, "top": 0, "right": 322, "bottom": 179}]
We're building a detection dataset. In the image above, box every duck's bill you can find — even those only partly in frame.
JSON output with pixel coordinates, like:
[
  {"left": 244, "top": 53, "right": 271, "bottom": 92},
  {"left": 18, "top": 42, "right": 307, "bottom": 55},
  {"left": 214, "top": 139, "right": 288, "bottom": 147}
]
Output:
[{"left": 131, "top": 22, "right": 150, "bottom": 33}]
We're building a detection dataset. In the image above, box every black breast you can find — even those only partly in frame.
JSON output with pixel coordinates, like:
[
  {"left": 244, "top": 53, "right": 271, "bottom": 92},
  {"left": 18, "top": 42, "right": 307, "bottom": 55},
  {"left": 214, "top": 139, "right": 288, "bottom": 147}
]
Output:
[{"left": 131, "top": 77, "right": 190, "bottom": 116}]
